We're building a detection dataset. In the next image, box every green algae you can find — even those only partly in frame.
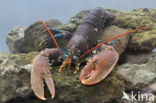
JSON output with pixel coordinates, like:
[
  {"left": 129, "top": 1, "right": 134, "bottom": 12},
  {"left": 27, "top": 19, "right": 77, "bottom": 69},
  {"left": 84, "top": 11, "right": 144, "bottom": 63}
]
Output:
[
  {"left": 113, "top": 8, "right": 156, "bottom": 51},
  {"left": 114, "top": 8, "right": 156, "bottom": 28},
  {"left": 8, "top": 52, "right": 39, "bottom": 66}
]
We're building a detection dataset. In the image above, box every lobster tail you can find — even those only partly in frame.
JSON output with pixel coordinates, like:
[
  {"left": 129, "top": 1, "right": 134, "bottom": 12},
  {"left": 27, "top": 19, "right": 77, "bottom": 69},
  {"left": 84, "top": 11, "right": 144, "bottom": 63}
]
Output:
[
  {"left": 67, "top": 8, "right": 115, "bottom": 56},
  {"left": 82, "top": 8, "right": 115, "bottom": 31}
]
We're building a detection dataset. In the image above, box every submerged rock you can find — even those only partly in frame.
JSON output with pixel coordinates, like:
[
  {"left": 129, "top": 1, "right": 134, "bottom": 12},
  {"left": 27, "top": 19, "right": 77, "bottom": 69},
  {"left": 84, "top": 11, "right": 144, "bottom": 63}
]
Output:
[
  {"left": 0, "top": 52, "right": 38, "bottom": 103},
  {"left": 1, "top": 52, "right": 155, "bottom": 103},
  {"left": 6, "top": 19, "right": 62, "bottom": 53},
  {"left": 0, "top": 52, "right": 125, "bottom": 103},
  {"left": 114, "top": 8, "right": 156, "bottom": 52},
  {"left": 6, "top": 26, "right": 26, "bottom": 53},
  {"left": 1, "top": 51, "right": 155, "bottom": 103},
  {"left": 57, "top": 10, "right": 90, "bottom": 32},
  {"left": 98, "top": 25, "right": 129, "bottom": 55},
  {"left": 117, "top": 56, "right": 156, "bottom": 85},
  {"left": 22, "top": 19, "right": 62, "bottom": 53}
]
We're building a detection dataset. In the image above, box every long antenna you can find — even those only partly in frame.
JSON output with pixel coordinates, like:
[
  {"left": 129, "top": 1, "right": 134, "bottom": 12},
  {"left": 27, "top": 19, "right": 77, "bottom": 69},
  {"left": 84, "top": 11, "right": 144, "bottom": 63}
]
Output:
[
  {"left": 39, "top": 18, "right": 62, "bottom": 56},
  {"left": 80, "top": 27, "right": 150, "bottom": 58}
]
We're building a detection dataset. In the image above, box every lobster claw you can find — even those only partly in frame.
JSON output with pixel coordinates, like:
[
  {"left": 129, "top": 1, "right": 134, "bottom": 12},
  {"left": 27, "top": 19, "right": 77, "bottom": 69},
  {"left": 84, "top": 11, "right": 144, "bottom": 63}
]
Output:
[
  {"left": 31, "top": 54, "right": 55, "bottom": 100},
  {"left": 80, "top": 45, "right": 119, "bottom": 85}
]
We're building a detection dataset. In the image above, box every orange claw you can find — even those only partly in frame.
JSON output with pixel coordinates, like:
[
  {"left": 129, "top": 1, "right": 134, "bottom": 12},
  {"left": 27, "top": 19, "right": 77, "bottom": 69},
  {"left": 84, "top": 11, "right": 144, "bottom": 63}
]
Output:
[
  {"left": 31, "top": 52, "right": 55, "bottom": 100},
  {"left": 80, "top": 45, "right": 119, "bottom": 85}
]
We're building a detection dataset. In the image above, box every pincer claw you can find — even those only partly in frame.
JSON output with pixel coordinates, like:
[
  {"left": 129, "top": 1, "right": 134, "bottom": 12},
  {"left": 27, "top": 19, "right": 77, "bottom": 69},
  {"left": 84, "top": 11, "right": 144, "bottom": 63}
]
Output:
[
  {"left": 31, "top": 54, "right": 55, "bottom": 100},
  {"left": 80, "top": 45, "right": 119, "bottom": 85}
]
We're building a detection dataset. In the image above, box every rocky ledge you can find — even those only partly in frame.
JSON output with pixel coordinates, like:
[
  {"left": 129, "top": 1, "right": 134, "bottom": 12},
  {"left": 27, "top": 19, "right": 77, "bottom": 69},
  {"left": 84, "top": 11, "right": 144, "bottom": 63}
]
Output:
[{"left": 0, "top": 8, "right": 156, "bottom": 103}]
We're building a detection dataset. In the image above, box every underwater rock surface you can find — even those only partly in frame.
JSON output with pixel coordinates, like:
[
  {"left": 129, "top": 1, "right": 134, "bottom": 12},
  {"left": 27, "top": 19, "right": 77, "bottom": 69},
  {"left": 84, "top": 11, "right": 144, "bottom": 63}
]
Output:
[
  {"left": 99, "top": 25, "right": 129, "bottom": 55},
  {"left": 6, "top": 26, "right": 26, "bottom": 53},
  {"left": 114, "top": 8, "right": 156, "bottom": 51},
  {"left": 117, "top": 56, "right": 156, "bottom": 85},
  {"left": 6, "top": 20, "right": 62, "bottom": 53},
  {"left": 0, "top": 53, "right": 155, "bottom": 103},
  {"left": 2, "top": 8, "right": 156, "bottom": 103},
  {"left": 0, "top": 52, "right": 37, "bottom": 103},
  {"left": 0, "top": 52, "right": 125, "bottom": 103}
]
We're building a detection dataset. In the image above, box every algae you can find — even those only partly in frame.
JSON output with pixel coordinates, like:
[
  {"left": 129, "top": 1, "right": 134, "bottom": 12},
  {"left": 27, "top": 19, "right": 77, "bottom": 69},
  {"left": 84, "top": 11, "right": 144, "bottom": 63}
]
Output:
[{"left": 8, "top": 52, "right": 38, "bottom": 66}]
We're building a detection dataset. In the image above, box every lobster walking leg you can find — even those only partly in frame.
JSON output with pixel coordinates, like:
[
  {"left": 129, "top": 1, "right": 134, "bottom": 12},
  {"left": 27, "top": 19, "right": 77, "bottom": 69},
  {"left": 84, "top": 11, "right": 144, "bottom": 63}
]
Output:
[
  {"left": 31, "top": 48, "right": 60, "bottom": 100},
  {"left": 80, "top": 45, "right": 119, "bottom": 85}
]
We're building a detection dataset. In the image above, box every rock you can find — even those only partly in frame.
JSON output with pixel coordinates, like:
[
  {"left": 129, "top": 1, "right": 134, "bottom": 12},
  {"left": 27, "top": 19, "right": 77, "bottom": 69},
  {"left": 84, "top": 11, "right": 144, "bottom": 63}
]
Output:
[
  {"left": 6, "top": 19, "right": 62, "bottom": 53},
  {"left": 59, "top": 10, "right": 89, "bottom": 32},
  {"left": 6, "top": 26, "right": 26, "bottom": 53},
  {"left": 117, "top": 54, "right": 156, "bottom": 103},
  {"left": 114, "top": 8, "right": 156, "bottom": 52},
  {"left": 22, "top": 19, "right": 62, "bottom": 53},
  {"left": 0, "top": 52, "right": 125, "bottom": 103},
  {"left": 125, "top": 52, "right": 156, "bottom": 64},
  {"left": 0, "top": 59, "right": 31, "bottom": 102},
  {"left": 143, "top": 83, "right": 156, "bottom": 95},
  {"left": 117, "top": 56, "right": 156, "bottom": 85},
  {"left": 2, "top": 52, "right": 155, "bottom": 103},
  {"left": 128, "top": 29, "right": 156, "bottom": 52},
  {"left": 0, "top": 52, "right": 38, "bottom": 103},
  {"left": 98, "top": 25, "right": 129, "bottom": 55}
]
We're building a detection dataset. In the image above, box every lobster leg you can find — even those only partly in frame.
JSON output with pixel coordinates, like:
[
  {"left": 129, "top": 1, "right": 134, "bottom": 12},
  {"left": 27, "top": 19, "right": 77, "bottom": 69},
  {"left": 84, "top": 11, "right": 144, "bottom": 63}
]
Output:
[
  {"left": 80, "top": 45, "right": 119, "bottom": 85},
  {"left": 31, "top": 48, "right": 60, "bottom": 100},
  {"left": 97, "top": 38, "right": 120, "bottom": 45},
  {"left": 40, "top": 29, "right": 72, "bottom": 46}
]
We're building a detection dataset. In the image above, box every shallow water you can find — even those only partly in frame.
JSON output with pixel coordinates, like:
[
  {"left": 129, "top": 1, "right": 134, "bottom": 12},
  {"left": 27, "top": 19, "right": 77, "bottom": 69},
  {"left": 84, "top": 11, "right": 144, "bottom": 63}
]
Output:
[{"left": 0, "top": 0, "right": 155, "bottom": 52}]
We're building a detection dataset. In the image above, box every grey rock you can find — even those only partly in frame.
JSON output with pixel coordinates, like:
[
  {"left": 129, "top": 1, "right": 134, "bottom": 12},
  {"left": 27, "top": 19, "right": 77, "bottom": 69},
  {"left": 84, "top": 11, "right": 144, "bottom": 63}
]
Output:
[
  {"left": 22, "top": 19, "right": 62, "bottom": 53},
  {"left": 98, "top": 25, "right": 129, "bottom": 55},
  {"left": 0, "top": 56, "right": 31, "bottom": 102},
  {"left": 125, "top": 52, "right": 156, "bottom": 64},
  {"left": 0, "top": 52, "right": 125, "bottom": 103},
  {"left": 6, "top": 26, "right": 26, "bottom": 53},
  {"left": 6, "top": 19, "right": 62, "bottom": 53},
  {"left": 117, "top": 56, "right": 156, "bottom": 85}
]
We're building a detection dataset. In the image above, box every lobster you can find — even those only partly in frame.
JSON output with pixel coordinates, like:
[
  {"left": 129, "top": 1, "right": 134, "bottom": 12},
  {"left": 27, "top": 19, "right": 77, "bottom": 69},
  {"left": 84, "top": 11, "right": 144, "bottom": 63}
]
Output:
[{"left": 31, "top": 8, "right": 150, "bottom": 100}]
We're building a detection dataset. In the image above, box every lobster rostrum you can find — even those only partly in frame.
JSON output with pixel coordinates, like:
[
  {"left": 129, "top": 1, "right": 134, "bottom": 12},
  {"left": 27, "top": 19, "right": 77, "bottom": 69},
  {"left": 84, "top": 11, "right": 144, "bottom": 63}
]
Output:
[{"left": 31, "top": 8, "right": 150, "bottom": 100}]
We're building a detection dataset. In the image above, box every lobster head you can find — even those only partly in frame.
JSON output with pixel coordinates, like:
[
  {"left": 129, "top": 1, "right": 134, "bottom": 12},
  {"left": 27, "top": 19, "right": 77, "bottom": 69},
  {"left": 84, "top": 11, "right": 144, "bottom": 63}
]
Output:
[{"left": 67, "top": 35, "right": 89, "bottom": 57}]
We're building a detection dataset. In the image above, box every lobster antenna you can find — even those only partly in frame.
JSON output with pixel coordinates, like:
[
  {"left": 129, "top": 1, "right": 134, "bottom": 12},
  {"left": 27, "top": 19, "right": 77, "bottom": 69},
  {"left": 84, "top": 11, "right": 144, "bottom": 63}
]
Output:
[
  {"left": 58, "top": 56, "right": 70, "bottom": 72},
  {"left": 67, "top": 57, "right": 72, "bottom": 73},
  {"left": 39, "top": 18, "right": 62, "bottom": 56},
  {"left": 80, "top": 27, "right": 151, "bottom": 58}
]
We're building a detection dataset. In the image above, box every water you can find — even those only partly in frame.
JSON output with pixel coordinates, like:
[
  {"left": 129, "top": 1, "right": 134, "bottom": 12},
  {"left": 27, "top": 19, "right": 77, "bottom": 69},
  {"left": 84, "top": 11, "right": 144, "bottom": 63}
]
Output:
[{"left": 0, "top": 0, "right": 155, "bottom": 52}]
